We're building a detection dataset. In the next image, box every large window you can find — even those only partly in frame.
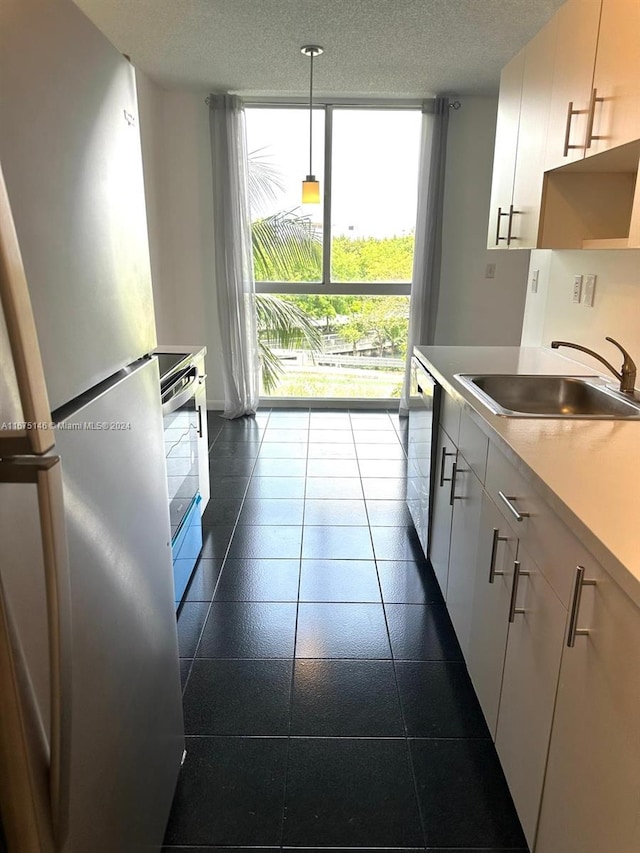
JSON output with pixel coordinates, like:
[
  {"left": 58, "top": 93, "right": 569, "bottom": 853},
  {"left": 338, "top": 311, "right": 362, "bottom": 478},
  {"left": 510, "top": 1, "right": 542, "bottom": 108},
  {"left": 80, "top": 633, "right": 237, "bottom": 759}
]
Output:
[
  {"left": 245, "top": 103, "right": 422, "bottom": 398},
  {"left": 330, "top": 110, "right": 421, "bottom": 283},
  {"left": 247, "top": 108, "right": 325, "bottom": 283}
]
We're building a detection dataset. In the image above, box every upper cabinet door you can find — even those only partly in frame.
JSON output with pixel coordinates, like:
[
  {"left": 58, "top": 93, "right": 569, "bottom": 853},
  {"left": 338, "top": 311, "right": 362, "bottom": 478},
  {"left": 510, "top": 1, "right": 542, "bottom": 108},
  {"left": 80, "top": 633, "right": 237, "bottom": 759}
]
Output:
[
  {"left": 544, "top": 0, "right": 602, "bottom": 171},
  {"left": 486, "top": 50, "right": 525, "bottom": 249},
  {"left": 509, "top": 17, "right": 558, "bottom": 248},
  {"left": 586, "top": 0, "right": 640, "bottom": 156}
]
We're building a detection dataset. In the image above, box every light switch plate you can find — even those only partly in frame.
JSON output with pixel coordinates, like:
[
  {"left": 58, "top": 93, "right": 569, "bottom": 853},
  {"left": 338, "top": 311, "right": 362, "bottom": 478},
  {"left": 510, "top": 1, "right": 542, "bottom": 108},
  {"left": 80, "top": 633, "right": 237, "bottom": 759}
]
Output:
[
  {"left": 573, "top": 275, "right": 583, "bottom": 303},
  {"left": 531, "top": 269, "right": 539, "bottom": 293},
  {"left": 583, "top": 274, "right": 596, "bottom": 307},
  {"left": 485, "top": 262, "right": 496, "bottom": 279}
]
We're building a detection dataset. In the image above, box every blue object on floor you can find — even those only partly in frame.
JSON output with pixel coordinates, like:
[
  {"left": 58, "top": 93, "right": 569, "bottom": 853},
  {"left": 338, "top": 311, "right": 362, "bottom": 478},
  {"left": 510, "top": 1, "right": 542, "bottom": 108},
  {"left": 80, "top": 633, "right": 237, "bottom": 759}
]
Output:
[{"left": 173, "top": 493, "right": 202, "bottom": 608}]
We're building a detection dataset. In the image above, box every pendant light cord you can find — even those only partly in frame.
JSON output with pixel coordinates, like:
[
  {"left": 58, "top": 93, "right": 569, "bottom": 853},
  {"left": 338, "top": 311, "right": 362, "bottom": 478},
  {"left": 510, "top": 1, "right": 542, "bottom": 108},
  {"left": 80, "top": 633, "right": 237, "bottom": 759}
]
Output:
[{"left": 308, "top": 49, "right": 314, "bottom": 176}]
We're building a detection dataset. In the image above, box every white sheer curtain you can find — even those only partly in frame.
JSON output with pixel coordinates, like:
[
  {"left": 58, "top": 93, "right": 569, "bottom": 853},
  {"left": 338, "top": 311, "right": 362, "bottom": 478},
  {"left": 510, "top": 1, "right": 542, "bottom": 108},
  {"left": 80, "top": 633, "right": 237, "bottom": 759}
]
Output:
[
  {"left": 399, "top": 97, "right": 450, "bottom": 414},
  {"left": 208, "top": 94, "right": 260, "bottom": 418}
]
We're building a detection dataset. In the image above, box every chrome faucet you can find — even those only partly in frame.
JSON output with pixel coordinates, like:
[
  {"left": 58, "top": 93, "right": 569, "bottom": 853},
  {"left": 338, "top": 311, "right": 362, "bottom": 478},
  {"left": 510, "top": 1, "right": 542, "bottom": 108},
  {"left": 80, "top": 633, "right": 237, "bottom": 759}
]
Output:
[{"left": 551, "top": 336, "right": 637, "bottom": 394}]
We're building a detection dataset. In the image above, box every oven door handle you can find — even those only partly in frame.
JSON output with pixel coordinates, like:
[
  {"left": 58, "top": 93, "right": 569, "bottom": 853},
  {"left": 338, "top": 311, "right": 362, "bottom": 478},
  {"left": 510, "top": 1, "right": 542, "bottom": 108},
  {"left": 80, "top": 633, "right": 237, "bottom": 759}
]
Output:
[{"left": 161, "top": 367, "right": 198, "bottom": 415}]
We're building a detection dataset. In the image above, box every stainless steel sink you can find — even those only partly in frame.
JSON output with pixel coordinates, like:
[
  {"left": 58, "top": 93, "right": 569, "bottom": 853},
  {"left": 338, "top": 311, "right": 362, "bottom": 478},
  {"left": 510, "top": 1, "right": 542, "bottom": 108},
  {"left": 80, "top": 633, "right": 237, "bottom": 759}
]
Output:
[{"left": 454, "top": 374, "right": 640, "bottom": 419}]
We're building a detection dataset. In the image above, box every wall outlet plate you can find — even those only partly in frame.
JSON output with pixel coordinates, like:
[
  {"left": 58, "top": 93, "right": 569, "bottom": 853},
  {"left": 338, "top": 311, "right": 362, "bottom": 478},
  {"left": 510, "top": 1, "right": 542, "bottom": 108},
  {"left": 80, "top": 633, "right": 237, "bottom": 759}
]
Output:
[
  {"left": 583, "top": 274, "right": 596, "bottom": 307},
  {"left": 573, "top": 274, "right": 583, "bottom": 303}
]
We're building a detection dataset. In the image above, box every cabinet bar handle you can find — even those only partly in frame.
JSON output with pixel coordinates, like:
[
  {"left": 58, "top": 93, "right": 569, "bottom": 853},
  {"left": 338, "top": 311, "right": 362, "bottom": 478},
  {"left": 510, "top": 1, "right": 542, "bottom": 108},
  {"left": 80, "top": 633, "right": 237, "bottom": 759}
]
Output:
[
  {"left": 450, "top": 464, "right": 467, "bottom": 505},
  {"left": 498, "top": 490, "right": 530, "bottom": 522},
  {"left": 197, "top": 404, "right": 203, "bottom": 439},
  {"left": 449, "top": 461, "right": 457, "bottom": 505},
  {"left": 584, "top": 88, "right": 604, "bottom": 149},
  {"left": 563, "top": 101, "right": 585, "bottom": 156},
  {"left": 567, "top": 565, "right": 597, "bottom": 647},
  {"left": 508, "top": 560, "right": 529, "bottom": 623},
  {"left": 439, "top": 446, "right": 456, "bottom": 487},
  {"left": 489, "top": 527, "right": 508, "bottom": 583},
  {"left": 495, "top": 207, "right": 509, "bottom": 245},
  {"left": 506, "top": 204, "right": 522, "bottom": 246}
]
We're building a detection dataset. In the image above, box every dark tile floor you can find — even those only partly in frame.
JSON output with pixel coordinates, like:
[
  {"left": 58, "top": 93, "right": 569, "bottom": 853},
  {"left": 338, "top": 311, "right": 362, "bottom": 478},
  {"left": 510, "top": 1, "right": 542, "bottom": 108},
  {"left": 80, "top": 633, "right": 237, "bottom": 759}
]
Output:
[{"left": 163, "top": 409, "right": 528, "bottom": 853}]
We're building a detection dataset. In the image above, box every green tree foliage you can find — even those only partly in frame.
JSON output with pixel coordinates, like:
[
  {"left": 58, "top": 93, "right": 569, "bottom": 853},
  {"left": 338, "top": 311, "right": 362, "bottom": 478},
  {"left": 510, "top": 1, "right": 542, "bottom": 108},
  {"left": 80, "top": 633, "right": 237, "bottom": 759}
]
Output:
[
  {"left": 248, "top": 148, "right": 324, "bottom": 392},
  {"left": 255, "top": 294, "right": 322, "bottom": 392},
  {"left": 332, "top": 235, "right": 414, "bottom": 283},
  {"left": 252, "top": 212, "right": 322, "bottom": 282},
  {"left": 254, "top": 233, "right": 415, "bottom": 285},
  {"left": 335, "top": 296, "right": 409, "bottom": 358},
  {"left": 278, "top": 294, "right": 363, "bottom": 331}
]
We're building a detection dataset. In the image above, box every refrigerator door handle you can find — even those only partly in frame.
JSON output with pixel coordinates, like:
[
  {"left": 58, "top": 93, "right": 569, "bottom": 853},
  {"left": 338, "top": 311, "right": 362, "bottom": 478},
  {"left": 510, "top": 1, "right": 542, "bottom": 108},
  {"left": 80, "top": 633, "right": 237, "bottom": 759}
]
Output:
[
  {"left": 0, "top": 164, "right": 54, "bottom": 456},
  {"left": 0, "top": 455, "right": 72, "bottom": 850}
]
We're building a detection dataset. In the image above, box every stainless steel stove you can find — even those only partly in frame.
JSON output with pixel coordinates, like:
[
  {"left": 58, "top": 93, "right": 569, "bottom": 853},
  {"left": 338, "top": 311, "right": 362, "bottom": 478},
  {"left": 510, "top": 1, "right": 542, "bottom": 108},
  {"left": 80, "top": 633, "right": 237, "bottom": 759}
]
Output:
[{"left": 156, "top": 351, "right": 207, "bottom": 608}]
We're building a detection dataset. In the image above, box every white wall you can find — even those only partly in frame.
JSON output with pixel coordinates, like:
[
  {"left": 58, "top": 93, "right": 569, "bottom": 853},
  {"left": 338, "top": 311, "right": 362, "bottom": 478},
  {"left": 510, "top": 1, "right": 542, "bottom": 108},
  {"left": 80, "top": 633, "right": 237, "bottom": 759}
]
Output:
[
  {"left": 521, "top": 248, "right": 640, "bottom": 374},
  {"left": 435, "top": 97, "right": 530, "bottom": 345},
  {"left": 136, "top": 73, "right": 226, "bottom": 406}
]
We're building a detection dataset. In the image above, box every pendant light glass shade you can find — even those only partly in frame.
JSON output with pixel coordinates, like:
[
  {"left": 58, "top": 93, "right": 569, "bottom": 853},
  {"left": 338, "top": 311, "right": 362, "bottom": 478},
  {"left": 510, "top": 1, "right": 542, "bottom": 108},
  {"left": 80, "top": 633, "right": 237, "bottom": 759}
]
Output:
[
  {"left": 301, "top": 45, "right": 323, "bottom": 204},
  {"left": 302, "top": 175, "right": 320, "bottom": 204}
]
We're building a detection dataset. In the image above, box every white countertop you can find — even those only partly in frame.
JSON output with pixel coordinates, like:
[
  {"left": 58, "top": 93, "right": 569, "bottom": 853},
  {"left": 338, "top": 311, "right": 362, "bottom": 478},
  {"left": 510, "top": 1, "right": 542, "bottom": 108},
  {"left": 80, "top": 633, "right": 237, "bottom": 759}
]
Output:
[
  {"left": 414, "top": 346, "right": 640, "bottom": 608},
  {"left": 154, "top": 344, "right": 207, "bottom": 358}
]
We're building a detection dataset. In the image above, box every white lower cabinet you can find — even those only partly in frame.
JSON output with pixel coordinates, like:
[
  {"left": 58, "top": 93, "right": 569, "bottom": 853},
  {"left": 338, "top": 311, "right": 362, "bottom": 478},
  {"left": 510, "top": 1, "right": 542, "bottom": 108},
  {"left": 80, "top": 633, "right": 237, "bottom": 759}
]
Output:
[
  {"left": 467, "top": 491, "right": 518, "bottom": 736},
  {"left": 427, "top": 388, "right": 640, "bottom": 852},
  {"left": 445, "top": 453, "right": 483, "bottom": 659},
  {"left": 494, "top": 541, "right": 567, "bottom": 849},
  {"left": 535, "top": 559, "right": 640, "bottom": 853},
  {"left": 467, "top": 490, "right": 567, "bottom": 850},
  {"left": 428, "top": 426, "right": 457, "bottom": 595}
]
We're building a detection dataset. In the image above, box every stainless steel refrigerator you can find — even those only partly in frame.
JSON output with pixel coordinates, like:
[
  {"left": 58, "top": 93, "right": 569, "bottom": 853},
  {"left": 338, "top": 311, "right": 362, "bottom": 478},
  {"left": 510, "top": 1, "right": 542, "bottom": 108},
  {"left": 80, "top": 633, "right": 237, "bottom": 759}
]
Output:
[{"left": 0, "top": 0, "right": 184, "bottom": 850}]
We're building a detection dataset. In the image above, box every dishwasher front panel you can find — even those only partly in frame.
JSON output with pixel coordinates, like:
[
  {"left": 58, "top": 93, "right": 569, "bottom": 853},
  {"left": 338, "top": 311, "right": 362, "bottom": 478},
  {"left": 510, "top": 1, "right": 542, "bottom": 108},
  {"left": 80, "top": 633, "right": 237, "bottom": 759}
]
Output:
[{"left": 406, "top": 356, "right": 440, "bottom": 556}]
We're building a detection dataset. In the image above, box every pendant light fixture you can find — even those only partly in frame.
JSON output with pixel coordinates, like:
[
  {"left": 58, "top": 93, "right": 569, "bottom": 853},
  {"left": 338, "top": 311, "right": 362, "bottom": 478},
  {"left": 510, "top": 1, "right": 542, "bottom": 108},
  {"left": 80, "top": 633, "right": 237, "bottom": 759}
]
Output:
[{"left": 301, "top": 45, "right": 323, "bottom": 204}]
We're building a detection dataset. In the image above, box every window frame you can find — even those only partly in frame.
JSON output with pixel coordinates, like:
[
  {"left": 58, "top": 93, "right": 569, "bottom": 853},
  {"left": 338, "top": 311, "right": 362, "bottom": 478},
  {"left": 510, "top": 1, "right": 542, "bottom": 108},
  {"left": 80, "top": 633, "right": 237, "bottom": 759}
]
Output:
[{"left": 244, "top": 98, "right": 426, "bottom": 297}]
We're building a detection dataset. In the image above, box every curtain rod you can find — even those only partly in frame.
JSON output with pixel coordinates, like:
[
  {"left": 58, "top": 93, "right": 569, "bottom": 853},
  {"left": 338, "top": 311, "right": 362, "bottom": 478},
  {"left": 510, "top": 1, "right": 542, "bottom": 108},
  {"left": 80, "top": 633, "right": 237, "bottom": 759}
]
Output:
[{"left": 206, "top": 95, "right": 462, "bottom": 110}]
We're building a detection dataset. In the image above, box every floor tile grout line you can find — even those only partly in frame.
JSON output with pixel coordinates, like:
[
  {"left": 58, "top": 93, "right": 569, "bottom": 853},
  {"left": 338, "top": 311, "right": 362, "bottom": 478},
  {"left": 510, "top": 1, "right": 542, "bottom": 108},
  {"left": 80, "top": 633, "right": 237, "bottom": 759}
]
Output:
[
  {"left": 278, "top": 461, "right": 306, "bottom": 850},
  {"left": 186, "top": 416, "right": 271, "bottom": 664},
  {"left": 361, "top": 411, "right": 406, "bottom": 554},
  {"left": 190, "top": 411, "right": 298, "bottom": 847},
  {"left": 189, "top": 654, "right": 467, "bottom": 663},
  {"left": 349, "top": 410, "right": 368, "bottom": 504},
  {"left": 373, "top": 543, "right": 430, "bottom": 849},
  {"left": 182, "top": 733, "right": 475, "bottom": 741}
]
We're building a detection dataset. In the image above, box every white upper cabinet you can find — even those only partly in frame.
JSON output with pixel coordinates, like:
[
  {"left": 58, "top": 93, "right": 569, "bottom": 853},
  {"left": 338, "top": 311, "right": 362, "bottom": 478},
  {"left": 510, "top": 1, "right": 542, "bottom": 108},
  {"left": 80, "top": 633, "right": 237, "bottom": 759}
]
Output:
[
  {"left": 487, "top": 18, "right": 558, "bottom": 250},
  {"left": 509, "top": 18, "right": 558, "bottom": 248},
  {"left": 544, "top": 0, "right": 640, "bottom": 166},
  {"left": 487, "top": 50, "right": 525, "bottom": 249},
  {"left": 544, "top": 0, "right": 602, "bottom": 170},
  {"left": 490, "top": 0, "right": 640, "bottom": 250},
  {"left": 587, "top": 0, "right": 640, "bottom": 156}
]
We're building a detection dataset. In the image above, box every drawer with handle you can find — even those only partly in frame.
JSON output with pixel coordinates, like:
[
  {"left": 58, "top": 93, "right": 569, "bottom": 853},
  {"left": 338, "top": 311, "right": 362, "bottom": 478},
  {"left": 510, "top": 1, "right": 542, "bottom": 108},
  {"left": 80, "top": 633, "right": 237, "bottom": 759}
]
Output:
[{"left": 485, "top": 441, "right": 596, "bottom": 609}]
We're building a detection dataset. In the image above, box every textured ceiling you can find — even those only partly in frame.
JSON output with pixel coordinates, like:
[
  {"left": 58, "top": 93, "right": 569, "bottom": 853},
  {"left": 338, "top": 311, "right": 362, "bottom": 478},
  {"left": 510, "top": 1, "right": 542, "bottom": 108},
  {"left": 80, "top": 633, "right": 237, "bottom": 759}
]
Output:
[{"left": 73, "top": 0, "right": 564, "bottom": 97}]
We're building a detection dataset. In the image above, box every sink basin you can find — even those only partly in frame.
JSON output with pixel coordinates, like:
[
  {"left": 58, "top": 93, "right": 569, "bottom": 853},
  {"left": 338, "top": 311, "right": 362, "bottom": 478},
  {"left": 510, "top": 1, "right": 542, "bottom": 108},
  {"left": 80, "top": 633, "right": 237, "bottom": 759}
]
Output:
[{"left": 454, "top": 374, "right": 640, "bottom": 419}]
